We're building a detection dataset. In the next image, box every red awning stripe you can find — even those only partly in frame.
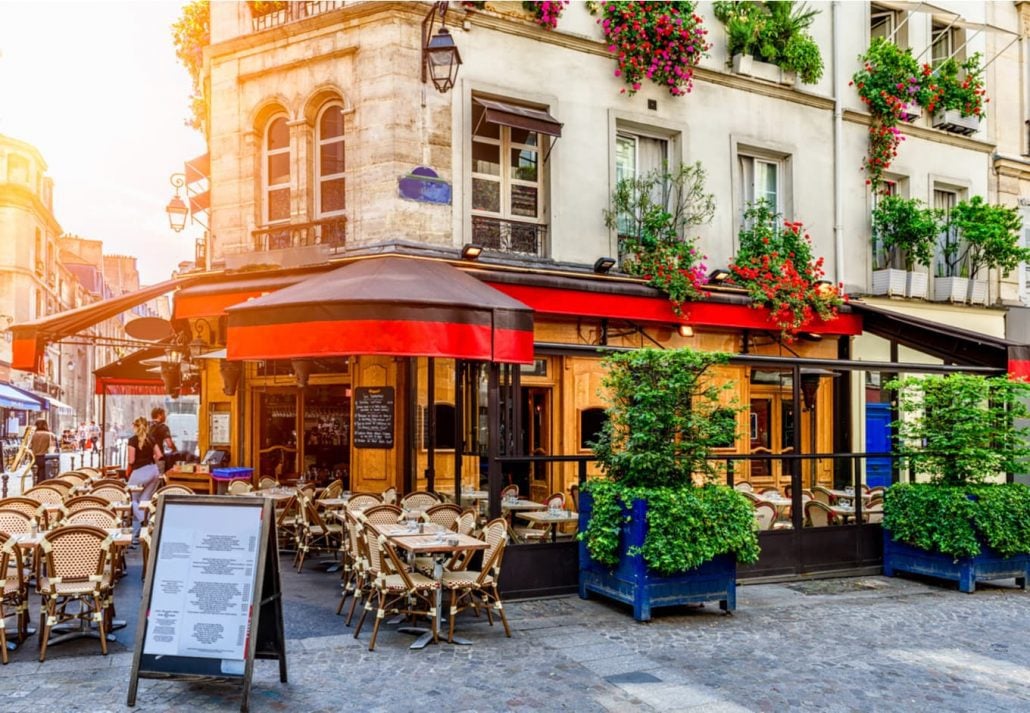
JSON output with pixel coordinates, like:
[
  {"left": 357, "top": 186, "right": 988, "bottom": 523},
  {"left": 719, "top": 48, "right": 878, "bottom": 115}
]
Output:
[
  {"left": 175, "top": 290, "right": 270, "bottom": 319},
  {"left": 95, "top": 378, "right": 166, "bottom": 396}
]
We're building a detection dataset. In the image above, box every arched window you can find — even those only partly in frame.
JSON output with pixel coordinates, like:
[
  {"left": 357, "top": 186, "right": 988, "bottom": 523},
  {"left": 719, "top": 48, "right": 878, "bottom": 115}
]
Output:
[
  {"left": 316, "top": 104, "right": 346, "bottom": 215},
  {"left": 264, "top": 115, "right": 290, "bottom": 223}
]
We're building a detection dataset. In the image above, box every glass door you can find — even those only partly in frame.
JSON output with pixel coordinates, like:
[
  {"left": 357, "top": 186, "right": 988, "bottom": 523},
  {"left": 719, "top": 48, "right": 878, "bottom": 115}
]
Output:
[
  {"left": 301, "top": 385, "right": 351, "bottom": 487},
  {"left": 255, "top": 389, "right": 298, "bottom": 481}
]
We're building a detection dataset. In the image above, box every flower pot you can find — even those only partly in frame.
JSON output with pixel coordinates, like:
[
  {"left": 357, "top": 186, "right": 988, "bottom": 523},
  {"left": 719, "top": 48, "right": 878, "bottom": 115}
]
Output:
[
  {"left": 731, "top": 54, "right": 784, "bottom": 84},
  {"left": 899, "top": 102, "right": 922, "bottom": 123},
  {"left": 967, "top": 278, "right": 989, "bottom": 306},
  {"left": 578, "top": 492, "right": 737, "bottom": 621},
  {"left": 932, "top": 109, "right": 981, "bottom": 136},
  {"left": 871, "top": 268, "right": 907, "bottom": 297},
  {"left": 933, "top": 276, "right": 968, "bottom": 303},
  {"left": 883, "top": 530, "right": 1029, "bottom": 593},
  {"left": 906, "top": 270, "right": 928, "bottom": 299},
  {"left": 779, "top": 68, "right": 797, "bottom": 86}
]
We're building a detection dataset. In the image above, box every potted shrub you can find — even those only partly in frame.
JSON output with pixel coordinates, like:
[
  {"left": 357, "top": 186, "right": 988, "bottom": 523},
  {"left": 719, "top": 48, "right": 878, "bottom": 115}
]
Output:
[
  {"left": 931, "top": 54, "right": 987, "bottom": 136},
  {"left": 949, "top": 196, "right": 1028, "bottom": 306},
  {"left": 603, "top": 162, "right": 716, "bottom": 314},
  {"left": 728, "top": 201, "right": 845, "bottom": 341},
  {"left": 579, "top": 348, "right": 759, "bottom": 621},
  {"left": 870, "top": 195, "right": 939, "bottom": 299},
  {"left": 882, "top": 374, "right": 1030, "bottom": 593},
  {"left": 713, "top": 1, "right": 823, "bottom": 86}
]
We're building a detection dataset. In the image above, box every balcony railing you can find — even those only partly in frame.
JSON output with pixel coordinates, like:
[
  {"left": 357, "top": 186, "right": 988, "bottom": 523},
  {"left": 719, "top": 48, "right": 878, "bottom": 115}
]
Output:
[
  {"left": 471, "top": 216, "right": 547, "bottom": 258},
  {"left": 246, "top": 216, "right": 347, "bottom": 255},
  {"left": 250, "top": 1, "right": 344, "bottom": 32}
]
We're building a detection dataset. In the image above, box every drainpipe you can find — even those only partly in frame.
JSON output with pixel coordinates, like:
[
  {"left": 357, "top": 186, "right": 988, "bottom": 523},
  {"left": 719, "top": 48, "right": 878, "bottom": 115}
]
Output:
[{"left": 832, "top": 1, "right": 845, "bottom": 289}]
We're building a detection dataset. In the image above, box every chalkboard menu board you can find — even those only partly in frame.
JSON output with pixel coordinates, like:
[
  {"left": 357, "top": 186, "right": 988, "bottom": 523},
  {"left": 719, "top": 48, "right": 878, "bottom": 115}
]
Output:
[{"left": 353, "top": 386, "right": 395, "bottom": 449}]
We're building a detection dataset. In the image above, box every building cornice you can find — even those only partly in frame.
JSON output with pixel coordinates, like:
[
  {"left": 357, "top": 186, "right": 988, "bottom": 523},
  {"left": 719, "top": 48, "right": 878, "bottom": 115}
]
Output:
[
  {"left": 0, "top": 184, "right": 63, "bottom": 234},
  {"left": 842, "top": 109, "right": 996, "bottom": 153},
  {"left": 994, "top": 153, "right": 1030, "bottom": 181},
  {"left": 237, "top": 47, "right": 359, "bottom": 84}
]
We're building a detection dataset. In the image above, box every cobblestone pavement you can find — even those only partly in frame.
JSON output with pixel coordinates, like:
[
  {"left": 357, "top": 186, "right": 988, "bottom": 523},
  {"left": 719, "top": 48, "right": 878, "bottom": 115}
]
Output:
[{"left": 1, "top": 557, "right": 1029, "bottom": 713}]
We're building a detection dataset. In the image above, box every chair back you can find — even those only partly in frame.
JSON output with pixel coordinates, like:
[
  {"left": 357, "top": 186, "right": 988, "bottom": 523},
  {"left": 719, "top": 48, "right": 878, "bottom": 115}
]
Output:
[
  {"left": 739, "top": 490, "right": 762, "bottom": 504},
  {"left": 92, "top": 478, "right": 128, "bottom": 491},
  {"left": 753, "top": 502, "right": 776, "bottom": 530},
  {"left": 0, "top": 497, "right": 43, "bottom": 522},
  {"left": 734, "top": 481, "right": 754, "bottom": 492},
  {"left": 360, "top": 522, "right": 384, "bottom": 576},
  {"left": 227, "top": 480, "right": 253, "bottom": 495},
  {"left": 500, "top": 484, "right": 519, "bottom": 500},
  {"left": 347, "top": 492, "right": 382, "bottom": 512},
  {"left": 22, "top": 485, "right": 64, "bottom": 505},
  {"left": 91, "top": 486, "right": 128, "bottom": 504},
  {"left": 78, "top": 467, "right": 102, "bottom": 479},
  {"left": 39, "top": 525, "right": 110, "bottom": 591},
  {"left": 478, "top": 518, "right": 509, "bottom": 584},
  {"left": 866, "top": 496, "right": 884, "bottom": 510},
  {"left": 297, "top": 483, "right": 317, "bottom": 499},
  {"left": 423, "top": 503, "right": 462, "bottom": 529},
  {"left": 0, "top": 509, "right": 34, "bottom": 534},
  {"left": 758, "top": 487, "right": 782, "bottom": 497},
  {"left": 58, "top": 471, "right": 91, "bottom": 484},
  {"left": 400, "top": 490, "right": 441, "bottom": 511},
  {"left": 155, "top": 485, "right": 195, "bottom": 498},
  {"left": 319, "top": 479, "right": 343, "bottom": 499},
  {"left": 64, "top": 495, "right": 113, "bottom": 514},
  {"left": 259, "top": 477, "right": 279, "bottom": 489},
  {"left": 545, "top": 492, "right": 565, "bottom": 509},
  {"left": 812, "top": 485, "right": 834, "bottom": 505},
  {"left": 381, "top": 486, "right": 397, "bottom": 505},
  {"left": 362, "top": 504, "right": 403, "bottom": 527},
  {"left": 43, "top": 480, "right": 74, "bottom": 497},
  {"left": 0, "top": 532, "right": 25, "bottom": 597},
  {"left": 65, "top": 507, "right": 119, "bottom": 530},
  {"left": 805, "top": 500, "right": 835, "bottom": 527},
  {"left": 453, "top": 509, "right": 478, "bottom": 536}
]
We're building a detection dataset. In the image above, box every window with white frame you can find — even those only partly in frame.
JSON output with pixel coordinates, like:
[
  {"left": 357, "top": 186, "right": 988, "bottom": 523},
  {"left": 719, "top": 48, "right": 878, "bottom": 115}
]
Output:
[
  {"left": 931, "top": 23, "right": 961, "bottom": 68},
  {"left": 933, "top": 187, "right": 963, "bottom": 277},
  {"left": 614, "top": 131, "right": 670, "bottom": 235},
  {"left": 264, "top": 115, "right": 291, "bottom": 224},
  {"left": 1020, "top": 206, "right": 1030, "bottom": 304},
  {"left": 316, "top": 104, "right": 345, "bottom": 216},
  {"left": 740, "top": 155, "right": 781, "bottom": 213},
  {"left": 869, "top": 5, "right": 897, "bottom": 42},
  {"left": 871, "top": 179, "right": 899, "bottom": 269}
]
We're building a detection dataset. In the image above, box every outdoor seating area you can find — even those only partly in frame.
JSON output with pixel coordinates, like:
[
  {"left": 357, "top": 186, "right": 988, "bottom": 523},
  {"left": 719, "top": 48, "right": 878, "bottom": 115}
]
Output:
[{"left": 735, "top": 481, "right": 884, "bottom": 529}]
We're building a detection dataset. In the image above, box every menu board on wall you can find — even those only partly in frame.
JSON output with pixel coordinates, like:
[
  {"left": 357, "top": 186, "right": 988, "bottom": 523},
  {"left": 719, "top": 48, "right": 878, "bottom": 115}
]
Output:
[
  {"left": 209, "top": 411, "right": 231, "bottom": 445},
  {"left": 353, "top": 386, "right": 395, "bottom": 449}
]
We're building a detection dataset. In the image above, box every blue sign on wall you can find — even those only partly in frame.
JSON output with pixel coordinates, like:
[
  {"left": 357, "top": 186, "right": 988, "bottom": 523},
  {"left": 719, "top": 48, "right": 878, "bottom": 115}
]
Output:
[{"left": 398, "top": 166, "right": 452, "bottom": 205}]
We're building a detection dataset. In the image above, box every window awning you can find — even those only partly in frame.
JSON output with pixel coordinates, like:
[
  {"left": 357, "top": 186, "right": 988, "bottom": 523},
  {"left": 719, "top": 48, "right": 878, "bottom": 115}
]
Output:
[
  {"left": 474, "top": 98, "right": 563, "bottom": 138},
  {"left": 93, "top": 348, "right": 168, "bottom": 396},
  {"left": 10, "top": 275, "right": 196, "bottom": 374},
  {"left": 226, "top": 256, "right": 535, "bottom": 364},
  {"left": 173, "top": 271, "right": 314, "bottom": 319},
  {"left": 0, "top": 383, "right": 44, "bottom": 411}
]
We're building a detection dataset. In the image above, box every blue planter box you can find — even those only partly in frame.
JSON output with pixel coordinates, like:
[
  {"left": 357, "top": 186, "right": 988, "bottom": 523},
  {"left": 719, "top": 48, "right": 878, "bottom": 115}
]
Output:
[
  {"left": 578, "top": 492, "right": 737, "bottom": 621},
  {"left": 883, "top": 530, "right": 1030, "bottom": 593}
]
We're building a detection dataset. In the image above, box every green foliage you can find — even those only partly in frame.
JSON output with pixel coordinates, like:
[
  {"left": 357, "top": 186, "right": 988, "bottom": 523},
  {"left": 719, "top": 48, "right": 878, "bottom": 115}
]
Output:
[
  {"left": 935, "top": 53, "right": 987, "bottom": 118},
  {"left": 248, "top": 0, "right": 288, "bottom": 15},
  {"left": 949, "top": 196, "right": 1029, "bottom": 279},
  {"left": 582, "top": 348, "right": 760, "bottom": 574},
  {"left": 886, "top": 374, "right": 1030, "bottom": 487},
  {"left": 604, "top": 162, "right": 716, "bottom": 310},
  {"left": 713, "top": 0, "right": 823, "bottom": 84},
  {"left": 871, "top": 195, "right": 941, "bottom": 271},
  {"left": 171, "top": 0, "right": 210, "bottom": 134},
  {"left": 884, "top": 483, "right": 1030, "bottom": 559}
]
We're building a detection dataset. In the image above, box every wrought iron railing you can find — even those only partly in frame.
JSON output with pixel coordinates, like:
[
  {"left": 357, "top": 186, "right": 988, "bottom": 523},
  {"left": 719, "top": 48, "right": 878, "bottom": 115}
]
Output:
[
  {"left": 471, "top": 216, "right": 547, "bottom": 257},
  {"left": 247, "top": 216, "right": 347, "bottom": 254},
  {"left": 250, "top": 1, "right": 344, "bottom": 32}
]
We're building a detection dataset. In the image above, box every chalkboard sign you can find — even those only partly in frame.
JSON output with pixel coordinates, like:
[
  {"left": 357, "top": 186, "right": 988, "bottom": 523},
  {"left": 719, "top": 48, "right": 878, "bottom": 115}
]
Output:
[
  {"left": 353, "top": 386, "right": 395, "bottom": 448},
  {"left": 127, "top": 495, "right": 286, "bottom": 713}
]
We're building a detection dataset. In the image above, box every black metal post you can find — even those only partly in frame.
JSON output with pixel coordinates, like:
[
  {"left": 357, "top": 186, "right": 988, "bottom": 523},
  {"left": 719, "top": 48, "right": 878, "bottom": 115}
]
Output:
[
  {"left": 487, "top": 363, "right": 501, "bottom": 519},
  {"left": 426, "top": 357, "right": 436, "bottom": 492},
  {"left": 403, "top": 358, "right": 417, "bottom": 495},
  {"left": 453, "top": 360, "right": 463, "bottom": 504},
  {"left": 791, "top": 364, "right": 804, "bottom": 531}
]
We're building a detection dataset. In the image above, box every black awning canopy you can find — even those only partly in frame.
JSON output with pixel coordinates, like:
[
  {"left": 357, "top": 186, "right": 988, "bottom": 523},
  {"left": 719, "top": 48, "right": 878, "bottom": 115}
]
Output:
[{"left": 474, "top": 98, "right": 563, "bottom": 137}]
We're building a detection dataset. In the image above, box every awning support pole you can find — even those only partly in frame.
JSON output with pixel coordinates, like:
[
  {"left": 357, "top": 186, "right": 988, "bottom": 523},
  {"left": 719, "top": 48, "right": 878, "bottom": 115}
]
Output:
[
  {"left": 487, "top": 363, "right": 501, "bottom": 520},
  {"left": 453, "top": 359, "right": 463, "bottom": 505},
  {"left": 426, "top": 357, "right": 436, "bottom": 492}
]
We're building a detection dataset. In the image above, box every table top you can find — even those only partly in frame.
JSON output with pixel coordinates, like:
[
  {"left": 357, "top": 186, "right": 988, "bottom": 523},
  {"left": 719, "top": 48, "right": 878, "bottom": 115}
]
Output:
[
  {"left": 249, "top": 489, "right": 295, "bottom": 501},
  {"left": 16, "top": 528, "right": 132, "bottom": 548},
  {"left": 826, "top": 489, "right": 872, "bottom": 500},
  {"left": 316, "top": 497, "right": 351, "bottom": 508},
  {"left": 375, "top": 522, "right": 448, "bottom": 537},
  {"left": 501, "top": 500, "right": 547, "bottom": 512},
  {"left": 459, "top": 490, "right": 489, "bottom": 501},
  {"left": 516, "top": 510, "right": 578, "bottom": 524},
  {"left": 757, "top": 494, "right": 792, "bottom": 506},
  {"left": 388, "top": 532, "right": 487, "bottom": 554}
]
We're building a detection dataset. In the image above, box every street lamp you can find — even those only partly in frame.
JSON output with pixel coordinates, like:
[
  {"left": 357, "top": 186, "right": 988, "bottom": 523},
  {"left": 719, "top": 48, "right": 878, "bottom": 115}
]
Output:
[
  {"left": 165, "top": 173, "right": 189, "bottom": 232},
  {"left": 422, "top": 2, "right": 462, "bottom": 93}
]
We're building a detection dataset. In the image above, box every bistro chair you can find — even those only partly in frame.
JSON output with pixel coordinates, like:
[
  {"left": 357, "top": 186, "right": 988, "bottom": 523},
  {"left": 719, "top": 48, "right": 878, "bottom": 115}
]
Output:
[
  {"left": 342, "top": 510, "right": 377, "bottom": 626},
  {"left": 361, "top": 504, "right": 404, "bottom": 527},
  {"left": 347, "top": 492, "right": 382, "bottom": 512},
  {"left": 37, "top": 525, "right": 114, "bottom": 661},
  {"left": 58, "top": 471, "right": 90, "bottom": 485},
  {"left": 319, "top": 480, "right": 344, "bottom": 500},
  {"left": 0, "top": 509, "right": 34, "bottom": 536},
  {"left": 441, "top": 517, "right": 512, "bottom": 644},
  {"left": 0, "top": 532, "right": 29, "bottom": 664},
  {"left": 78, "top": 467, "right": 103, "bottom": 480},
  {"left": 500, "top": 484, "right": 519, "bottom": 501},
  {"left": 812, "top": 485, "right": 836, "bottom": 505},
  {"left": 422, "top": 503, "right": 462, "bottom": 530},
  {"left": 753, "top": 502, "right": 776, "bottom": 531},
  {"left": 400, "top": 490, "right": 441, "bottom": 511},
  {"left": 41, "top": 480, "right": 74, "bottom": 497},
  {"left": 734, "top": 481, "right": 754, "bottom": 493},
  {"left": 90, "top": 486, "right": 128, "bottom": 505},
  {"left": 738, "top": 490, "right": 762, "bottom": 504},
  {"left": 22, "top": 485, "right": 65, "bottom": 506},
  {"left": 381, "top": 486, "right": 397, "bottom": 505},
  {"left": 259, "top": 477, "right": 279, "bottom": 489},
  {"left": 805, "top": 500, "right": 838, "bottom": 527},
  {"left": 293, "top": 495, "right": 343, "bottom": 573},
  {"left": 0, "top": 498, "right": 43, "bottom": 526},
  {"left": 154, "top": 485, "right": 194, "bottom": 498},
  {"left": 227, "top": 480, "right": 253, "bottom": 495},
  {"left": 336, "top": 509, "right": 364, "bottom": 619},
  {"left": 91, "top": 478, "right": 128, "bottom": 491},
  {"left": 64, "top": 496, "right": 114, "bottom": 515},
  {"left": 64, "top": 507, "right": 119, "bottom": 530}
]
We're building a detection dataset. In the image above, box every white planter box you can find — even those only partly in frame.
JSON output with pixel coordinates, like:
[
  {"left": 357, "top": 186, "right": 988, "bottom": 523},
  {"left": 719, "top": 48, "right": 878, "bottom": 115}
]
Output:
[
  {"left": 967, "top": 279, "right": 989, "bottom": 305},
  {"left": 900, "top": 103, "right": 922, "bottom": 123},
  {"left": 871, "top": 268, "right": 907, "bottom": 297},
  {"left": 906, "top": 271, "right": 928, "bottom": 300},
  {"left": 932, "top": 109, "right": 981, "bottom": 136},
  {"left": 933, "top": 276, "right": 969, "bottom": 303},
  {"left": 731, "top": 54, "right": 794, "bottom": 85}
]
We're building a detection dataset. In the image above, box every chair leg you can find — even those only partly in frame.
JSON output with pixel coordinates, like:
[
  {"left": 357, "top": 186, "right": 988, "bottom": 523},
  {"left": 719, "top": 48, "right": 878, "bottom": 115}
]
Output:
[
  {"left": 492, "top": 586, "right": 511, "bottom": 637},
  {"left": 368, "top": 595, "right": 385, "bottom": 652},
  {"left": 345, "top": 585, "right": 362, "bottom": 626},
  {"left": 0, "top": 605, "right": 8, "bottom": 665},
  {"left": 39, "top": 600, "right": 54, "bottom": 662},
  {"left": 95, "top": 597, "right": 108, "bottom": 656},
  {"left": 354, "top": 600, "right": 371, "bottom": 639},
  {"left": 447, "top": 589, "right": 458, "bottom": 644}
]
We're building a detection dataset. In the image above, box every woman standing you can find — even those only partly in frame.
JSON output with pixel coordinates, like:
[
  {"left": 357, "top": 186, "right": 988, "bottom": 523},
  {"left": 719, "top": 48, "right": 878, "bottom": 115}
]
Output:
[
  {"left": 28, "top": 419, "right": 55, "bottom": 485},
  {"left": 126, "top": 416, "right": 161, "bottom": 543}
]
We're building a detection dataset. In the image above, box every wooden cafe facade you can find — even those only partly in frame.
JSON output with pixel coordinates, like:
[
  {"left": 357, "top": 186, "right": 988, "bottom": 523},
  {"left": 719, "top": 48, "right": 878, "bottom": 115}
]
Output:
[{"left": 11, "top": 246, "right": 1027, "bottom": 596}]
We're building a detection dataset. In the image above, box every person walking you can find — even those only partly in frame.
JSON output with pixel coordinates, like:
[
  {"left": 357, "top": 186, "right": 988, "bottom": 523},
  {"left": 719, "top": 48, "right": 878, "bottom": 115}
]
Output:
[
  {"left": 28, "top": 419, "right": 55, "bottom": 486},
  {"left": 126, "top": 416, "right": 161, "bottom": 544},
  {"left": 148, "top": 407, "right": 177, "bottom": 474},
  {"left": 88, "top": 420, "right": 101, "bottom": 455},
  {"left": 76, "top": 421, "right": 87, "bottom": 452}
]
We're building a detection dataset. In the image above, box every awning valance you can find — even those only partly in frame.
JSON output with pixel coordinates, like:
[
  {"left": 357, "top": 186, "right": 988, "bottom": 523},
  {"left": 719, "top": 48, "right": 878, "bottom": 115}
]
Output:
[
  {"left": 93, "top": 348, "right": 168, "bottom": 396},
  {"left": 0, "top": 383, "right": 44, "bottom": 411},
  {"left": 474, "top": 98, "right": 563, "bottom": 138},
  {"left": 226, "top": 256, "right": 535, "bottom": 364},
  {"left": 10, "top": 275, "right": 196, "bottom": 373}
]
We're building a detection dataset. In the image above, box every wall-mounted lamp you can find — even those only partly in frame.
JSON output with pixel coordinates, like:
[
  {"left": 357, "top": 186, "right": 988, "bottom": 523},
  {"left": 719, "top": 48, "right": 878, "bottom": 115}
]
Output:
[
  {"left": 292, "top": 359, "right": 312, "bottom": 389},
  {"left": 678, "top": 324, "right": 694, "bottom": 338},
  {"left": 593, "top": 257, "right": 616, "bottom": 274},
  {"left": 220, "top": 360, "right": 242, "bottom": 397},
  {"left": 422, "top": 2, "right": 462, "bottom": 93},
  {"left": 708, "top": 268, "right": 731, "bottom": 284},
  {"left": 165, "top": 174, "right": 189, "bottom": 233},
  {"left": 461, "top": 244, "right": 483, "bottom": 260}
]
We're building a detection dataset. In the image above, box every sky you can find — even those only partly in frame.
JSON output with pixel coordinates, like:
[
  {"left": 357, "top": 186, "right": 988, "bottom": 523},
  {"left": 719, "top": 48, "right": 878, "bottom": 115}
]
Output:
[{"left": 0, "top": 0, "right": 205, "bottom": 285}]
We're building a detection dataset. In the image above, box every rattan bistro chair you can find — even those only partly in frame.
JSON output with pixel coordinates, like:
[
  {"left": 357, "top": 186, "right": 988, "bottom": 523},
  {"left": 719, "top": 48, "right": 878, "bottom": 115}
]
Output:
[
  {"left": 64, "top": 507, "right": 119, "bottom": 530},
  {"left": 347, "top": 492, "right": 383, "bottom": 512},
  {"left": 64, "top": 495, "right": 113, "bottom": 515},
  {"left": 422, "top": 503, "right": 462, "bottom": 530},
  {"left": 441, "top": 518, "right": 512, "bottom": 644},
  {"left": 0, "top": 498, "right": 43, "bottom": 527},
  {"left": 227, "top": 480, "right": 253, "bottom": 495},
  {"left": 753, "top": 502, "right": 776, "bottom": 531},
  {"left": 293, "top": 495, "right": 343, "bottom": 573},
  {"left": 400, "top": 490, "right": 441, "bottom": 511},
  {"left": 90, "top": 485, "right": 128, "bottom": 505},
  {"left": 0, "top": 533, "right": 29, "bottom": 664},
  {"left": 805, "top": 500, "right": 838, "bottom": 527},
  {"left": 37, "top": 525, "right": 114, "bottom": 661},
  {"left": 0, "top": 509, "right": 33, "bottom": 536}
]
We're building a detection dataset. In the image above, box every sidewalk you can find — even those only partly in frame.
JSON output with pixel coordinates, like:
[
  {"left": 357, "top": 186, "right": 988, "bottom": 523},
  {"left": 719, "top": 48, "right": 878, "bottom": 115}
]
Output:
[{"left": 0, "top": 559, "right": 1028, "bottom": 712}]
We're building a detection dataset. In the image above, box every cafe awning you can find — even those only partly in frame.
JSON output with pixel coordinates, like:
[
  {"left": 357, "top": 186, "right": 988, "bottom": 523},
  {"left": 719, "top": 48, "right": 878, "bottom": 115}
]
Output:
[
  {"left": 0, "top": 382, "right": 45, "bottom": 411},
  {"left": 93, "top": 348, "right": 168, "bottom": 396},
  {"left": 226, "top": 256, "right": 535, "bottom": 364},
  {"left": 10, "top": 275, "right": 196, "bottom": 374}
]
